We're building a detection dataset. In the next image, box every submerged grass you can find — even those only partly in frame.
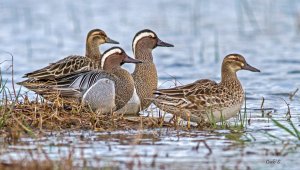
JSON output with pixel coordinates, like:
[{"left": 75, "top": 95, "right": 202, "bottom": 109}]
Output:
[{"left": 0, "top": 146, "right": 123, "bottom": 170}]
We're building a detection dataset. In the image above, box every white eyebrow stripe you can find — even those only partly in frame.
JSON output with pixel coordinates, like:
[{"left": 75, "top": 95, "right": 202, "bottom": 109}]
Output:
[
  {"left": 132, "top": 32, "right": 155, "bottom": 55},
  {"left": 101, "top": 48, "right": 122, "bottom": 69}
]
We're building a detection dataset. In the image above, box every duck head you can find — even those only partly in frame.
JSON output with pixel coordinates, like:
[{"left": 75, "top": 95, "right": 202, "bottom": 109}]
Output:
[
  {"left": 101, "top": 47, "right": 142, "bottom": 70},
  {"left": 222, "top": 54, "right": 260, "bottom": 73},
  {"left": 132, "top": 29, "right": 174, "bottom": 54},
  {"left": 86, "top": 29, "right": 119, "bottom": 46}
]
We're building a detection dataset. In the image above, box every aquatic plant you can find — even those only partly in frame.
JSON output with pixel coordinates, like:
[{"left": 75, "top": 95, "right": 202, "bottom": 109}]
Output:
[{"left": 272, "top": 119, "right": 300, "bottom": 141}]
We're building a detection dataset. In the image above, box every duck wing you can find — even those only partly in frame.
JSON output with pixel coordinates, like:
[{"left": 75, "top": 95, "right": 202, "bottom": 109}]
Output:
[
  {"left": 153, "top": 79, "right": 219, "bottom": 110},
  {"left": 22, "top": 55, "right": 94, "bottom": 80},
  {"left": 50, "top": 70, "right": 118, "bottom": 99}
]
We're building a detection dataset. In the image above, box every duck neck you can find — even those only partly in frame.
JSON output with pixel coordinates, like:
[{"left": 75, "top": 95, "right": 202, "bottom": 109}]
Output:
[
  {"left": 111, "top": 67, "right": 135, "bottom": 110},
  {"left": 132, "top": 44, "right": 158, "bottom": 110},
  {"left": 220, "top": 65, "right": 241, "bottom": 88},
  {"left": 134, "top": 41, "right": 153, "bottom": 61},
  {"left": 220, "top": 65, "right": 245, "bottom": 106},
  {"left": 86, "top": 40, "right": 101, "bottom": 68}
]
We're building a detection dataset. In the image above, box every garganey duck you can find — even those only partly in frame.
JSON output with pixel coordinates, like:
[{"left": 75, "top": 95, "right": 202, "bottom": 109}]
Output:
[
  {"left": 116, "top": 29, "right": 174, "bottom": 115},
  {"left": 46, "top": 47, "right": 142, "bottom": 114},
  {"left": 152, "top": 54, "right": 260, "bottom": 124},
  {"left": 18, "top": 29, "right": 118, "bottom": 82}
]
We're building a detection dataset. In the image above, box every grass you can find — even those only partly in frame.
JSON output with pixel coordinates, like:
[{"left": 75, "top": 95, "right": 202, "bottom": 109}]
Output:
[
  {"left": 208, "top": 94, "right": 249, "bottom": 131},
  {"left": 271, "top": 119, "right": 300, "bottom": 141},
  {"left": 0, "top": 146, "right": 123, "bottom": 170},
  {"left": 262, "top": 97, "right": 300, "bottom": 142},
  {"left": 0, "top": 94, "right": 169, "bottom": 132},
  {"left": 0, "top": 63, "right": 175, "bottom": 142}
]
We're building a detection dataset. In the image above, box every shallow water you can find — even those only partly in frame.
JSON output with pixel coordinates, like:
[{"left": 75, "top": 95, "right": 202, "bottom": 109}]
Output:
[{"left": 1, "top": 0, "right": 300, "bottom": 169}]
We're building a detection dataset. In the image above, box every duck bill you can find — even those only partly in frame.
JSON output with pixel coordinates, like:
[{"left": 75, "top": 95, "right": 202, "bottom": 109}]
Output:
[
  {"left": 156, "top": 38, "right": 174, "bottom": 47},
  {"left": 106, "top": 37, "right": 119, "bottom": 44},
  {"left": 123, "top": 55, "right": 143, "bottom": 64},
  {"left": 242, "top": 63, "right": 260, "bottom": 72}
]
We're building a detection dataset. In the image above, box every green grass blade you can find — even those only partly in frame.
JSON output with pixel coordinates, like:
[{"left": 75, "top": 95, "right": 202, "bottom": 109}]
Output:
[
  {"left": 0, "top": 80, "right": 8, "bottom": 94},
  {"left": 272, "top": 119, "right": 296, "bottom": 137},
  {"left": 288, "top": 121, "right": 300, "bottom": 140},
  {"left": 264, "top": 131, "right": 283, "bottom": 142}
]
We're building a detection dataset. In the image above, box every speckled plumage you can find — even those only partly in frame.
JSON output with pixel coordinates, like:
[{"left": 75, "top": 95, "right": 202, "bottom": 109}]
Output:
[
  {"left": 153, "top": 54, "right": 260, "bottom": 124},
  {"left": 111, "top": 68, "right": 136, "bottom": 110},
  {"left": 18, "top": 29, "right": 118, "bottom": 84},
  {"left": 132, "top": 46, "right": 158, "bottom": 112}
]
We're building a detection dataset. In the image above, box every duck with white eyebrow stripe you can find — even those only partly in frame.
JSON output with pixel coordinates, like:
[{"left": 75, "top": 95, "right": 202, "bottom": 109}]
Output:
[
  {"left": 44, "top": 47, "right": 142, "bottom": 114},
  {"left": 132, "top": 32, "right": 155, "bottom": 54},
  {"left": 100, "top": 48, "right": 123, "bottom": 69},
  {"left": 116, "top": 29, "right": 174, "bottom": 115}
]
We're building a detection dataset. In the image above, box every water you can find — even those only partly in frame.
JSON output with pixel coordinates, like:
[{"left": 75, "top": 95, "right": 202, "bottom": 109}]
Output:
[{"left": 1, "top": 0, "right": 300, "bottom": 169}]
